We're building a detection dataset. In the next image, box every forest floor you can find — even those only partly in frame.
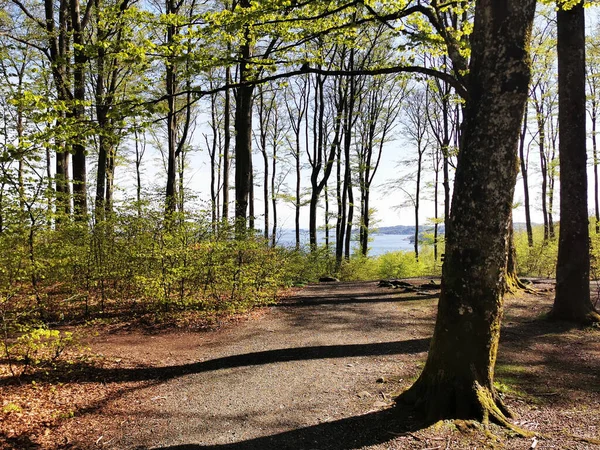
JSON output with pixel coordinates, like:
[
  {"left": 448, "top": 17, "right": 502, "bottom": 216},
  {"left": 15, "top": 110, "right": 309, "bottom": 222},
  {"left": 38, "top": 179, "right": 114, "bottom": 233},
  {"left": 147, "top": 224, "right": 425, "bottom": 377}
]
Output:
[{"left": 1, "top": 279, "right": 600, "bottom": 450}]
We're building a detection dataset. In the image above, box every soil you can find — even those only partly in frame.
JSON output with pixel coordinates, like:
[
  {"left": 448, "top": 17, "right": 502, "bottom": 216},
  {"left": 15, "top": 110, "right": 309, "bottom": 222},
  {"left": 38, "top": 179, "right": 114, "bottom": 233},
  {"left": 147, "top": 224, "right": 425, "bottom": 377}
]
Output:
[{"left": 1, "top": 279, "right": 599, "bottom": 449}]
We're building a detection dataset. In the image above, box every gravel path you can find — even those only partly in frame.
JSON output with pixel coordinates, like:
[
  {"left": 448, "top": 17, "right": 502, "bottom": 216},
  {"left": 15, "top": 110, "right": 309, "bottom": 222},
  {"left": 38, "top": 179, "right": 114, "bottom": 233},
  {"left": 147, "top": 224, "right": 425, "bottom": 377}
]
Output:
[{"left": 84, "top": 281, "right": 436, "bottom": 450}]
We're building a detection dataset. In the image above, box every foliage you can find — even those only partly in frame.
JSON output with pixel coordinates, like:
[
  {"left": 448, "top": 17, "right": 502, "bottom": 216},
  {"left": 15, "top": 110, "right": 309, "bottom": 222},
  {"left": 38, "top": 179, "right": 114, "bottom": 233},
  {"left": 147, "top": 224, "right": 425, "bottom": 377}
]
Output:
[
  {"left": 338, "top": 246, "right": 442, "bottom": 281},
  {"left": 2, "top": 326, "right": 77, "bottom": 373},
  {"left": 0, "top": 200, "right": 304, "bottom": 333},
  {"left": 514, "top": 221, "right": 600, "bottom": 279},
  {"left": 514, "top": 226, "right": 558, "bottom": 278}
]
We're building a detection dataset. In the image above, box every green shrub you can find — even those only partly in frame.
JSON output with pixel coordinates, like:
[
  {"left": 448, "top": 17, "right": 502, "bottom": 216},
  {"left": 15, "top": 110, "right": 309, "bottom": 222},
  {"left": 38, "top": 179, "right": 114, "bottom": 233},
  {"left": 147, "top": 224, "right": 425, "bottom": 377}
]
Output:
[
  {"left": 2, "top": 326, "right": 79, "bottom": 376},
  {"left": 336, "top": 246, "right": 442, "bottom": 281},
  {"left": 338, "top": 255, "right": 380, "bottom": 281},
  {"left": 514, "top": 226, "right": 558, "bottom": 277}
]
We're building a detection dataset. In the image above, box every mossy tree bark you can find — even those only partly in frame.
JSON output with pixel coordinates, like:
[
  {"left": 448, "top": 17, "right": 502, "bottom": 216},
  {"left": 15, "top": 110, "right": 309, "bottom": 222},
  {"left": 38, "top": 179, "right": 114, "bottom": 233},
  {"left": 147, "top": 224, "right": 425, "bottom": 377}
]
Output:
[
  {"left": 397, "top": 0, "right": 536, "bottom": 424},
  {"left": 551, "top": 1, "right": 600, "bottom": 324}
]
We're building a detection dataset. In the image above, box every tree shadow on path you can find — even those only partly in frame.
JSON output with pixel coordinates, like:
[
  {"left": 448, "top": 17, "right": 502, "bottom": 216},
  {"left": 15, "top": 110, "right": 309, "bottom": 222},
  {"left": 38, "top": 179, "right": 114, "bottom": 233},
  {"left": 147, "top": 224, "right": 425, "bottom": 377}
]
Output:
[
  {"left": 149, "top": 405, "right": 420, "bottom": 450},
  {"left": 2, "top": 338, "right": 431, "bottom": 385},
  {"left": 275, "top": 292, "right": 438, "bottom": 307}
]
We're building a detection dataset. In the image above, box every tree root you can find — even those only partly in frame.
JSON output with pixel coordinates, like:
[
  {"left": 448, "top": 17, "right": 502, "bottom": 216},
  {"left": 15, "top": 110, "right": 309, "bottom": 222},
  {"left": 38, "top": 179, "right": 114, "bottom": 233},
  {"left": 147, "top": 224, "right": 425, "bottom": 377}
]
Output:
[
  {"left": 396, "top": 380, "right": 534, "bottom": 438},
  {"left": 505, "top": 273, "right": 538, "bottom": 295},
  {"left": 547, "top": 308, "right": 600, "bottom": 325}
]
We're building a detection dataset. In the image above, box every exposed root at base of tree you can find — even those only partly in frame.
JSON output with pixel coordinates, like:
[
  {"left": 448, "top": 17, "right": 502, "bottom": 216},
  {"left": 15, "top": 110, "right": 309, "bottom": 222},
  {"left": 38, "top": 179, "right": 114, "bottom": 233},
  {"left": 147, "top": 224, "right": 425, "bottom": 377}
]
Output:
[
  {"left": 547, "top": 308, "right": 600, "bottom": 325},
  {"left": 505, "top": 273, "right": 538, "bottom": 295},
  {"left": 395, "top": 379, "right": 534, "bottom": 438}
]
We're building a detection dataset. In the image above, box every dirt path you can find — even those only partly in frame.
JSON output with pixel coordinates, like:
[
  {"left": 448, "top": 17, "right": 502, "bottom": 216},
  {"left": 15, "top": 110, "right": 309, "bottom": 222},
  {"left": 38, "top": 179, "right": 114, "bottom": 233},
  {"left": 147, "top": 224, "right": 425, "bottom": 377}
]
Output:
[
  {"left": 2, "top": 280, "right": 600, "bottom": 449},
  {"left": 75, "top": 281, "right": 435, "bottom": 449}
]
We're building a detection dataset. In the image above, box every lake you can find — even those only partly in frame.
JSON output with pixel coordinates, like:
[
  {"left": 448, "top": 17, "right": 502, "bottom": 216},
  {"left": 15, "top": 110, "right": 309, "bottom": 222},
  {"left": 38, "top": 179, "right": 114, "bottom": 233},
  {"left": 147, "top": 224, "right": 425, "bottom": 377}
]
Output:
[{"left": 274, "top": 230, "right": 416, "bottom": 256}]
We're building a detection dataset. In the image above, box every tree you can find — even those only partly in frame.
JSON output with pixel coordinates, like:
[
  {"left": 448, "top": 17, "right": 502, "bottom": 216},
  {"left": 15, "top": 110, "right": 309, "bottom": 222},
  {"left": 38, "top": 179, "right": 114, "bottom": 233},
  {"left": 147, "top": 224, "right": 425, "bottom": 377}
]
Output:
[
  {"left": 401, "top": 88, "right": 430, "bottom": 261},
  {"left": 163, "top": 0, "right": 195, "bottom": 217},
  {"left": 551, "top": 0, "right": 600, "bottom": 324},
  {"left": 586, "top": 24, "right": 600, "bottom": 234},
  {"left": 356, "top": 71, "right": 404, "bottom": 256},
  {"left": 283, "top": 75, "right": 309, "bottom": 250},
  {"left": 529, "top": 18, "right": 558, "bottom": 242},
  {"left": 424, "top": 57, "right": 459, "bottom": 262},
  {"left": 397, "top": 0, "right": 537, "bottom": 424},
  {"left": 518, "top": 104, "right": 534, "bottom": 247},
  {"left": 307, "top": 65, "right": 340, "bottom": 250}
]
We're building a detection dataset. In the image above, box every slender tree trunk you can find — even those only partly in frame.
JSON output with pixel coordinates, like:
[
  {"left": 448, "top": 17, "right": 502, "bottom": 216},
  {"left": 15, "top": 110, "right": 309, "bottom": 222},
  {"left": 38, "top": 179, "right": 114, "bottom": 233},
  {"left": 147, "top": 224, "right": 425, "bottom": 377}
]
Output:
[
  {"left": 593, "top": 103, "right": 600, "bottom": 233},
  {"left": 443, "top": 144, "right": 450, "bottom": 232},
  {"left": 433, "top": 151, "right": 439, "bottom": 262},
  {"left": 249, "top": 168, "right": 255, "bottom": 229},
  {"left": 257, "top": 86, "right": 270, "bottom": 240},
  {"left": 414, "top": 149, "right": 422, "bottom": 261},
  {"left": 518, "top": 107, "right": 534, "bottom": 247},
  {"left": 134, "top": 126, "right": 144, "bottom": 217},
  {"left": 552, "top": 1, "right": 600, "bottom": 323},
  {"left": 16, "top": 103, "right": 24, "bottom": 217},
  {"left": 262, "top": 142, "right": 269, "bottom": 240},
  {"left": 398, "top": 0, "right": 537, "bottom": 422},
  {"left": 46, "top": 142, "right": 52, "bottom": 221},
  {"left": 307, "top": 69, "right": 340, "bottom": 250},
  {"left": 105, "top": 146, "right": 115, "bottom": 215},
  {"left": 344, "top": 182, "right": 353, "bottom": 260},
  {"left": 178, "top": 153, "right": 185, "bottom": 214},
  {"left": 208, "top": 94, "right": 219, "bottom": 230},
  {"left": 271, "top": 132, "right": 278, "bottom": 248},
  {"left": 336, "top": 142, "right": 345, "bottom": 264},
  {"left": 548, "top": 138, "right": 557, "bottom": 239},
  {"left": 222, "top": 67, "right": 231, "bottom": 222},
  {"left": 535, "top": 102, "right": 550, "bottom": 241},
  {"left": 342, "top": 68, "right": 356, "bottom": 261},
  {"left": 295, "top": 138, "right": 301, "bottom": 249},
  {"left": 95, "top": 58, "right": 108, "bottom": 223}
]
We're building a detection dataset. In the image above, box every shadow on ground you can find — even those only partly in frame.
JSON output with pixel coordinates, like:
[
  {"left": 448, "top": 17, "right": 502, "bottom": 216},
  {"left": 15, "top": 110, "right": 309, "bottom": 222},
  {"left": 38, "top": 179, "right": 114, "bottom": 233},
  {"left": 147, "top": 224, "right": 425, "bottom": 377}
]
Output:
[
  {"left": 276, "top": 292, "right": 439, "bottom": 307},
  {"left": 148, "top": 406, "right": 419, "bottom": 450},
  {"left": 2, "top": 339, "right": 431, "bottom": 385}
]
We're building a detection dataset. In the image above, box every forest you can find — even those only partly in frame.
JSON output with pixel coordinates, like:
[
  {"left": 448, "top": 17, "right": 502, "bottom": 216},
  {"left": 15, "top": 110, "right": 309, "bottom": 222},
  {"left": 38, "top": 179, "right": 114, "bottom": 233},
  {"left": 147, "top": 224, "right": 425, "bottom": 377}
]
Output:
[{"left": 1, "top": 0, "right": 600, "bottom": 448}]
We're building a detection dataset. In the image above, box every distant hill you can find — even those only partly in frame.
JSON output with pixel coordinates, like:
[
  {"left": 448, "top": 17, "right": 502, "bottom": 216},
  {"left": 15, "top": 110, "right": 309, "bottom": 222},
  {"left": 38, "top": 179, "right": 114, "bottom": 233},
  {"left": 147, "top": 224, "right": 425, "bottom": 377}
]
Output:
[
  {"left": 371, "top": 222, "right": 536, "bottom": 236},
  {"left": 373, "top": 225, "right": 445, "bottom": 235},
  {"left": 291, "top": 222, "right": 535, "bottom": 237}
]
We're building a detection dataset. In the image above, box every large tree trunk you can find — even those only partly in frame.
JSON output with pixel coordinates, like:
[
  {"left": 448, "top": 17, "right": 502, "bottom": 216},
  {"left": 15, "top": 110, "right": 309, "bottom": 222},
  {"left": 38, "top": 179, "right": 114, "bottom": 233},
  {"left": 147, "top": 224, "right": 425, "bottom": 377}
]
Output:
[
  {"left": 165, "top": 0, "right": 178, "bottom": 216},
  {"left": 234, "top": 31, "right": 254, "bottom": 233},
  {"left": 551, "top": 1, "right": 600, "bottom": 324},
  {"left": 70, "top": 0, "right": 88, "bottom": 221},
  {"left": 49, "top": 0, "right": 72, "bottom": 220},
  {"left": 397, "top": 0, "right": 536, "bottom": 424}
]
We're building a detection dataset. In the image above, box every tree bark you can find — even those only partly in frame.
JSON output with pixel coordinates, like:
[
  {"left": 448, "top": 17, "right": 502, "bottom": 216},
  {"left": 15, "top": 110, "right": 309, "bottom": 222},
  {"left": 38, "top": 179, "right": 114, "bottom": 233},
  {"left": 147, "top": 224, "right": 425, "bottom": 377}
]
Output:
[
  {"left": 551, "top": 1, "right": 600, "bottom": 324},
  {"left": 397, "top": 0, "right": 537, "bottom": 424}
]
